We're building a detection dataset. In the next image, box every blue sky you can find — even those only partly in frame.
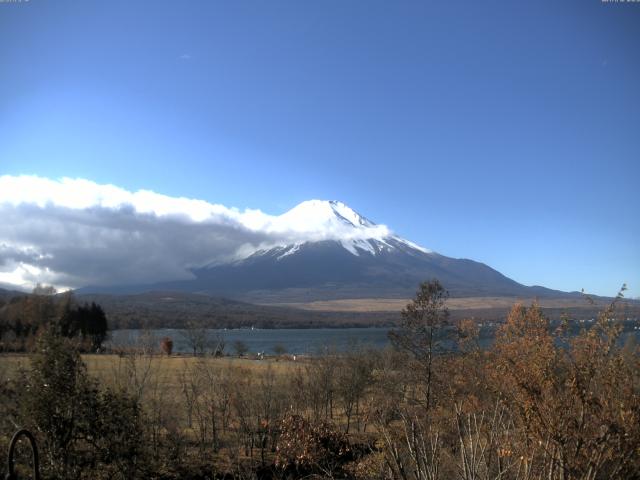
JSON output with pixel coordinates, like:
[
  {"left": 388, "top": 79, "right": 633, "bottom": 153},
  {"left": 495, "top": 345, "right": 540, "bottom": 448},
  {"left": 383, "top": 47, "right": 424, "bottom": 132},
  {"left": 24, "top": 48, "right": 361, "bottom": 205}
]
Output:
[{"left": 1, "top": 0, "right": 639, "bottom": 297}]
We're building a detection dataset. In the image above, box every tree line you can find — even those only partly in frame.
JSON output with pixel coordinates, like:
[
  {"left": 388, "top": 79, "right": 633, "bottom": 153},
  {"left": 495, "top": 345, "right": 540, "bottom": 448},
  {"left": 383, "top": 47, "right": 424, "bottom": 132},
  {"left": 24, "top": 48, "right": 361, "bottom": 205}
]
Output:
[{"left": 0, "top": 285, "right": 108, "bottom": 352}]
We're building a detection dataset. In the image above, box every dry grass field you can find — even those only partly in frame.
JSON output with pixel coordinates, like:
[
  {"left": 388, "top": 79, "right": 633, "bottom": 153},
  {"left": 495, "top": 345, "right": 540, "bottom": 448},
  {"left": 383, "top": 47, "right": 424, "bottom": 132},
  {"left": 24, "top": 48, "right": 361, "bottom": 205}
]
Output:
[
  {"left": 0, "top": 353, "right": 303, "bottom": 410},
  {"left": 265, "top": 295, "right": 614, "bottom": 312},
  {"left": 0, "top": 351, "right": 324, "bottom": 476}
]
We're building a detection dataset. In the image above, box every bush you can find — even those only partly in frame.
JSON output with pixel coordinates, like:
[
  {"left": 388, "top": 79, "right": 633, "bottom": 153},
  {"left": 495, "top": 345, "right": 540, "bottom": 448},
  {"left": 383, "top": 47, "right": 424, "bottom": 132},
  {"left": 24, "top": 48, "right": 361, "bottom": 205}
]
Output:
[
  {"left": 19, "top": 329, "right": 146, "bottom": 479},
  {"left": 275, "top": 414, "right": 353, "bottom": 477},
  {"left": 491, "top": 298, "right": 640, "bottom": 479},
  {"left": 160, "top": 336, "right": 173, "bottom": 355}
]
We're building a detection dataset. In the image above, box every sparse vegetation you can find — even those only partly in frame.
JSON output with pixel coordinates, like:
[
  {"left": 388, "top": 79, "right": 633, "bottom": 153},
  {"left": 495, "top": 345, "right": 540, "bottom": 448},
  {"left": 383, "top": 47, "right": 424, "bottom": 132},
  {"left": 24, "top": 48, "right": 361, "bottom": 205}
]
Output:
[
  {"left": 233, "top": 340, "right": 249, "bottom": 357},
  {"left": 0, "top": 284, "right": 638, "bottom": 479}
]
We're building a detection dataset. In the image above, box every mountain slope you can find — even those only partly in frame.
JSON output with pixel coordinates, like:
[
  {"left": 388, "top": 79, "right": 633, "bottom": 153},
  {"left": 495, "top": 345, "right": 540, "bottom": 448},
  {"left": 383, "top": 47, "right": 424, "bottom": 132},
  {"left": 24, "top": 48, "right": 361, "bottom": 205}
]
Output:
[
  {"left": 75, "top": 291, "right": 396, "bottom": 329},
  {"left": 151, "top": 240, "right": 569, "bottom": 301},
  {"left": 85, "top": 200, "right": 575, "bottom": 302}
]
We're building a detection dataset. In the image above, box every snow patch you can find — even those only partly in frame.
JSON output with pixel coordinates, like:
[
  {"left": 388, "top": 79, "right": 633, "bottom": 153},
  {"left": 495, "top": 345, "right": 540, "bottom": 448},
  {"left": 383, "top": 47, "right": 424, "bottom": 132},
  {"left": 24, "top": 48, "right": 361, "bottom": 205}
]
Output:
[
  {"left": 226, "top": 200, "right": 433, "bottom": 260},
  {"left": 276, "top": 243, "right": 302, "bottom": 260}
]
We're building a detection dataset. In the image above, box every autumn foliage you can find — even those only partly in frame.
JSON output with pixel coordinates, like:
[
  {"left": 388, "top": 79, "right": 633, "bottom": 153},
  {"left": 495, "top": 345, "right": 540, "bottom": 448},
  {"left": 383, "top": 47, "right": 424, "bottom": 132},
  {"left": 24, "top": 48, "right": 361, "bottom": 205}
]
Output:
[
  {"left": 489, "top": 300, "right": 640, "bottom": 479},
  {"left": 275, "top": 414, "right": 353, "bottom": 476}
]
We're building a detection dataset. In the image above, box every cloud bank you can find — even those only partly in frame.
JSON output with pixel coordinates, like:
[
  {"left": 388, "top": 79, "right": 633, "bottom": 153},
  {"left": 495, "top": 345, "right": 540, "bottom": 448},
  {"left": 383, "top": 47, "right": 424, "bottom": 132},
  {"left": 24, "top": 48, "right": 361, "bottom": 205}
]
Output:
[{"left": 0, "top": 175, "right": 392, "bottom": 290}]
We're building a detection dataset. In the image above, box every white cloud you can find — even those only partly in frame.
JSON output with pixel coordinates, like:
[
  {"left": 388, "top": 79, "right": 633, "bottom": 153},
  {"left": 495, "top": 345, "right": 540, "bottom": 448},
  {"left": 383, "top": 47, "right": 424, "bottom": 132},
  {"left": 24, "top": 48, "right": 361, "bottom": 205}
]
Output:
[{"left": 0, "top": 175, "right": 395, "bottom": 290}]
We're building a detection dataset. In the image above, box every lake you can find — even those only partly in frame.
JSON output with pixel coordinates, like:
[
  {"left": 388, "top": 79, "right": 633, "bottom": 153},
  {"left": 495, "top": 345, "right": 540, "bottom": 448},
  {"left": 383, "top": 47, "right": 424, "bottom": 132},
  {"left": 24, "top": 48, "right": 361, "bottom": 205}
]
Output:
[
  {"left": 107, "top": 325, "right": 640, "bottom": 355},
  {"left": 107, "top": 327, "right": 393, "bottom": 355}
]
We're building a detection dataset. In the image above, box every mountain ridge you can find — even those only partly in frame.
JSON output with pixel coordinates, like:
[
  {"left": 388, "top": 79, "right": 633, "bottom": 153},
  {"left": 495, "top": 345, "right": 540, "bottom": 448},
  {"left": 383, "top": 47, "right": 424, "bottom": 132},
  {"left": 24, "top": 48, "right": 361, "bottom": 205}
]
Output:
[{"left": 77, "top": 200, "right": 580, "bottom": 302}]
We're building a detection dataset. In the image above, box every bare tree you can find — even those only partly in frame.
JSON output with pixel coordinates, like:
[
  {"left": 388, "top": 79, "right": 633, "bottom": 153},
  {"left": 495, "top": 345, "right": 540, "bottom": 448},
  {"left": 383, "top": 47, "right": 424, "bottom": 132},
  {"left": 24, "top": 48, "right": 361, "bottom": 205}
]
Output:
[
  {"left": 181, "top": 320, "right": 209, "bottom": 356},
  {"left": 211, "top": 332, "right": 226, "bottom": 356},
  {"left": 233, "top": 340, "right": 249, "bottom": 357},
  {"left": 378, "top": 410, "right": 441, "bottom": 480},
  {"left": 305, "top": 352, "right": 339, "bottom": 421},
  {"left": 389, "top": 279, "right": 449, "bottom": 411},
  {"left": 336, "top": 350, "right": 374, "bottom": 433},
  {"left": 179, "top": 360, "right": 198, "bottom": 429},
  {"left": 272, "top": 344, "right": 287, "bottom": 356}
]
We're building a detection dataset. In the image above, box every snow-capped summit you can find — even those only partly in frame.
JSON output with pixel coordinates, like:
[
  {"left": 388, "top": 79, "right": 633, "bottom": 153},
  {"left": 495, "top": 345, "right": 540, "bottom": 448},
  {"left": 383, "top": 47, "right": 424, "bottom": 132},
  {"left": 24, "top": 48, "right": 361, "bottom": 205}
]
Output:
[
  {"left": 248, "top": 199, "right": 385, "bottom": 236},
  {"left": 279, "top": 200, "right": 376, "bottom": 229},
  {"left": 241, "top": 199, "right": 431, "bottom": 258}
]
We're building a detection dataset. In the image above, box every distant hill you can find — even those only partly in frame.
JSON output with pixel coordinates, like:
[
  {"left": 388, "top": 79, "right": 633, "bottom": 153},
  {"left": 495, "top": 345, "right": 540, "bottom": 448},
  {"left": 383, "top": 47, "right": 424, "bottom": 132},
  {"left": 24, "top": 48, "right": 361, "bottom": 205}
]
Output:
[
  {"left": 75, "top": 291, "right": 399, "bottom": 329},
  {"left": 0, "top": 287, "right": 27, "bottom": 301},
  {"left": 76, "top": 290, "right": 640, "bottom": 330}
]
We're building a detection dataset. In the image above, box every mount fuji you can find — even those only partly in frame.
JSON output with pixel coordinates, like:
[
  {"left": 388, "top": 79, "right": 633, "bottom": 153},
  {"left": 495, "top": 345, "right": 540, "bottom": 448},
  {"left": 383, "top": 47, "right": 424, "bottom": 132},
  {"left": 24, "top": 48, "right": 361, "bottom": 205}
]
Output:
[{"left": 84, "top": 200, "right": 571, "bottom": 302}]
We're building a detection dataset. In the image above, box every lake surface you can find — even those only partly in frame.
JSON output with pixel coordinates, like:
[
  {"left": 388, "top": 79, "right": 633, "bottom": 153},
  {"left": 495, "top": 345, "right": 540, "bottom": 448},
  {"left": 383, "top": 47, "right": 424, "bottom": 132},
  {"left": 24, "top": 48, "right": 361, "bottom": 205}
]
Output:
[
  {"left": 108, "top": 328, "right": 393, "bottom": 355},
  {"left": 107, "top": 325, "right": 640, "bottom": 355}
]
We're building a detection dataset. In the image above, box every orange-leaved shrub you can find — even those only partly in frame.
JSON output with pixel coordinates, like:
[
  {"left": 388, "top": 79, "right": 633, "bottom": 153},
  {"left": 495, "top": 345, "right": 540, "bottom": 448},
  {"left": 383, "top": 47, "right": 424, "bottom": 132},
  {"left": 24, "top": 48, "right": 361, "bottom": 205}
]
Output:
[{"left": 491, "top": 296, "right": 640, "bottom": 479}]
